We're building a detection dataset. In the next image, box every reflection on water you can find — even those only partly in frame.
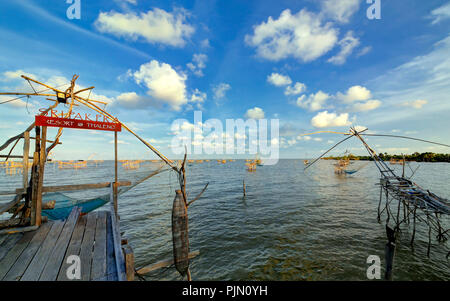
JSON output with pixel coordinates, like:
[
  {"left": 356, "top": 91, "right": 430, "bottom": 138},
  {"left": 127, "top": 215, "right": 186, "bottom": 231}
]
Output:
[{"left": 0, "top": 159, "right": 449, "bottom": 280}]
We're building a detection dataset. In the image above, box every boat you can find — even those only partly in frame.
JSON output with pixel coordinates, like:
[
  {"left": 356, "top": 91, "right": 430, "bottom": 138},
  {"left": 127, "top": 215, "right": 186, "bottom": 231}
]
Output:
[{"left": 42, "top": 192, "right": 109, "bottom": 220}]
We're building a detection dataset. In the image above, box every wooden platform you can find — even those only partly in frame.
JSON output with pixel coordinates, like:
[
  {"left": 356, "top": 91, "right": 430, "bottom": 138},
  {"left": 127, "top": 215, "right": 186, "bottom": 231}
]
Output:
[{"left": 0, "top": 208, "right": 128, "bottom": 281}]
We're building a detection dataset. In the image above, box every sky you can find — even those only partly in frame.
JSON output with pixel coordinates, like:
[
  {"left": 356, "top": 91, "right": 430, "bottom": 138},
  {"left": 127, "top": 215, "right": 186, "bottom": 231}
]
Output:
[{"left": 0, "top": 0, "right": 449, "bottom": 160}]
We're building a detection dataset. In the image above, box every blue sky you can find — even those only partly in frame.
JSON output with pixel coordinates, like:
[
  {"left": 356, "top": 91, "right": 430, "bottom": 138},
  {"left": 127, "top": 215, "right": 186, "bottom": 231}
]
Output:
[{"left": 0, "top": 0, "right": 449, "bottom": 160}]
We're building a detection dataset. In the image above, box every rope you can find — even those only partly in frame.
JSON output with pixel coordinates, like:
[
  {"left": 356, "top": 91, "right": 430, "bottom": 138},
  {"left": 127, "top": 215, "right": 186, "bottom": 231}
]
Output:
[{"left": 0, "top": 83, "right": 70, "bottom": 105}]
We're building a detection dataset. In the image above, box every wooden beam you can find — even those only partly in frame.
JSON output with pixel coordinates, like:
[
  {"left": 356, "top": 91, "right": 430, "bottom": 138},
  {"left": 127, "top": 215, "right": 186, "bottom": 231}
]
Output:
[
  {"left": 35, "top": 126, "right": 47, "bottom": 226},
  {"left": 14, "top": 181, "right": 131, "bottom": 194},
  {"left": 0, "top": 225, "right": 38, "bottom": 235},
  {"left": 136, "top": 251, "right": 200, "bottom": 275},
  {"left": 122, "top": 244, "right": 134, "bottom": 281}
]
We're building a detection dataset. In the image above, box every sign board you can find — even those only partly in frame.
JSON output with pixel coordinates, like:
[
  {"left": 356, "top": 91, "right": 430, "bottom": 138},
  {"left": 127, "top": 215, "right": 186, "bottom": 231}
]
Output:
[{"left": 35, "top": 115, "right": 121, "bottom": 132}]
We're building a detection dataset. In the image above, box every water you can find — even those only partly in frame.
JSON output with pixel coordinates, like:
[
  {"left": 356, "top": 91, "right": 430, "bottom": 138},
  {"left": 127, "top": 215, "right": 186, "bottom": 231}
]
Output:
[{"left": 1, "top": 160, "right": 449, "bottom": 280}]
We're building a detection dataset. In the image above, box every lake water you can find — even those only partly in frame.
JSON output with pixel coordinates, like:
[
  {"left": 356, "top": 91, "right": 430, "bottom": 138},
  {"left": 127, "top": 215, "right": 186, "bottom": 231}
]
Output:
[{"left": 1, "top": 159, "right": 449, "bottom": 280}]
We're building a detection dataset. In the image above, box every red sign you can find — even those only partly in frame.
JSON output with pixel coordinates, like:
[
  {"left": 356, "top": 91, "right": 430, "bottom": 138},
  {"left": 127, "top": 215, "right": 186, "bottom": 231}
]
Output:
[{"left": 35, "top": 115, "right": 121, "bottom": 132}]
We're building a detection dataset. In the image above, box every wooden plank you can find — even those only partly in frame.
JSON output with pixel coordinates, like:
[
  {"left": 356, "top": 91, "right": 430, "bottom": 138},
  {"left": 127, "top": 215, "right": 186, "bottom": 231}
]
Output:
[
  {"left": 79, "top": 211, "right": 97, "bottom": 281},
  {"left": 39, "top": 207, "right": 80, "bottom": 281},
  {"left": 56, "top": 214, "right": 87, "bottom": 281},
  {"left": 3, "top": 222, "right": 52, "bottom": 281},
  {"left": 105, "top": 211, "right": 118, "bottom": 281},
  {"left": 0, "top": 230, "right": 36, "bottom": 279},
  {"left": 122, "top": 244, "right": 134, "bottom": 281},
  {"left": 91, "top": 211, "right": 107, "bottom": 281},
  {"left": 109, "top": 192, "right": 126, "bottom": 281},
  {"left": 0, "top": 233, "right": 23, "bottom": 261},
  {"left": 20, "top": 220, "right": 64, "bottom": 281},
  {"left": 15, "top": 181, "right": 132, "bottom": 194},
  {"left": 136, "top": 251, "right": 200, "bottom": 275}
]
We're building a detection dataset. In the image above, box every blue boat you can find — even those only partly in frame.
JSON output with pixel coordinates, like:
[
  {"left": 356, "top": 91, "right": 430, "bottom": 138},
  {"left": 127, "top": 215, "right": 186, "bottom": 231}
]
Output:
[{"left": 42, "top": 192, "right": 109, "bottom": 220}]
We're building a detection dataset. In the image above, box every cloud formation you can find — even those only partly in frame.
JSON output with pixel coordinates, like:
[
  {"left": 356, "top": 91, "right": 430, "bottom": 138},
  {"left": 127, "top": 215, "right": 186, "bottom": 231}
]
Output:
[
  {"left": 267, "top": 73, "right": 292, "bottom": 86},
  {"left": 95, "top": 8, "right": 195, "bottom": 47},
  {"left": 296, "top": 91, "right": 329, "bottom": 111},
  {"left": 400, "top": 99, "right": 428, "bottom": 109},
  {"left": 311, "top": 111, "right": 352, "bottom": 128},
  {"left": 133, "top": 60, "right": 188, "bottom": 110},
  {"left": 187, "top": 53, "right": 207, "bottom": 77},
  {"left": 245, "top": 9, "right": 338, "bottom": 62},
  {"left": 327, "top": 31, "right": 360, "bottom": 65},
  {"left": 245, "top": 107, "right": 265, "bottom": 119},
  {"left": 213, "top": 83, "right": 231, "bottom": 100},
  {"left": 320, "top": 0, "right": 360, "bottom": 23}
]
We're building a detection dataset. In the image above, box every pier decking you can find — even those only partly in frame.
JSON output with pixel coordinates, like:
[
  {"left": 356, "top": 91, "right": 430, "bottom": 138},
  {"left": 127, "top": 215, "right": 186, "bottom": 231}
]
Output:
[{"left": 0, "top": 208, "right": 128, "bottom": 281}]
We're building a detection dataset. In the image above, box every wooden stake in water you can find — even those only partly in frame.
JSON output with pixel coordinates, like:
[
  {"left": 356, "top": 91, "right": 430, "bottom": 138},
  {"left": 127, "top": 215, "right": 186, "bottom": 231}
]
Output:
[{"left": 384, "top": 225, "right": 396, "bottom": 280}]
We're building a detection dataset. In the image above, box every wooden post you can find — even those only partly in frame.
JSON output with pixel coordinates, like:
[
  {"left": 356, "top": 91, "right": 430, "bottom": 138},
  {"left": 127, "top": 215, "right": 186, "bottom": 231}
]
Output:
[
  {"left": 22, "top": 131, "right": 30, "bottom": 191},
  {"left": 35, "top": 126, "right": 47, "bottom": 226},
  {"left": 122, "top": 244, "right": 135, "bottom": 281},
  {"left": 114, "top": 131, "right": 118, "bottom": 216},
  {"left": 243, "top": 179, "right": 246, "bottom": 197},
  {"left": 30, "top": 126, "right": 40, "bottom": 225},
  {"left": 384, "top": 225, "right": 396, "bottom": 280}
]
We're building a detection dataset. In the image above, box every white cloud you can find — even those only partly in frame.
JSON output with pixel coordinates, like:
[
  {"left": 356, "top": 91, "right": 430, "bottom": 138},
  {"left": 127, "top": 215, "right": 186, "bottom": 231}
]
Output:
[
  {"left": 190, "top": 89, "right": 207, "bottom": 103},
  {"left": 296, "top": 91, "right": 329, "bottom": 111},
  {"left": 213, "top": 83, "right": 231, "bottom": 100},
  {"left": 284, "top": 82, "right": 306, "bottom": 96},
  {"left": 400, "top": 99, "right": 428, "bottom": 109},
  {"left": 429, "top": 3, "right": 450, "bottom": 25},
  {"left": 336, "top": 85, "right": 372, "bottom": 103},
  {"left": 95, "top": 8, "right": 194, "bottom": 47},
  {"left": 200, "top": 39, "right": 211, "bottom": 48},
  {"left": 357, "top": 46, "right": 372, "bottom": 57},
  {"left": 267, "top": 73, "right": 292, "bottom": 86},
  {"left": 352, "top": 99, "right": 382, "bottom": 112},
  {"left": 320, "top": 0, "right": 360, "bottom": 23},
  {"left": 245, "top": 107, "right": 265, "bottom": 119},
  {"left": 327, "top": 31, "right": 360, "bottom": 65},
  {"left": 187, "top": 53, "right": 207, "bottom": 77},
  {"left": 133, "top": 60, "right": 188, "bottom": 111},
  {"left": 245, "top": 9, "right": 338, "bottom": 62},
  {"left": 115, "top": 92, "right": 142, "bottom": 108},
  {"left": 311, "top": 111, "right": 352, "bottom": 128}
]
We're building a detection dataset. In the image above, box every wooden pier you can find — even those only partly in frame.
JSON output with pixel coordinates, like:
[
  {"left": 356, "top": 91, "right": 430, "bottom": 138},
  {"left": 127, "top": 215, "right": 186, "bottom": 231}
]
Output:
[{"left": 0, "top": 204, "right": 133, "bottom": 281}]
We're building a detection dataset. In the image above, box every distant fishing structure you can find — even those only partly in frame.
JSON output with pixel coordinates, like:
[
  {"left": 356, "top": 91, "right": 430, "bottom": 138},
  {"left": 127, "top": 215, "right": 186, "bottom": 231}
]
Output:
[
  {"left": 0, "top": 74, "right": 208, "bottom": 281},
  {"left": 302, "top": 127, "right": 450, "bottom": 280}
]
